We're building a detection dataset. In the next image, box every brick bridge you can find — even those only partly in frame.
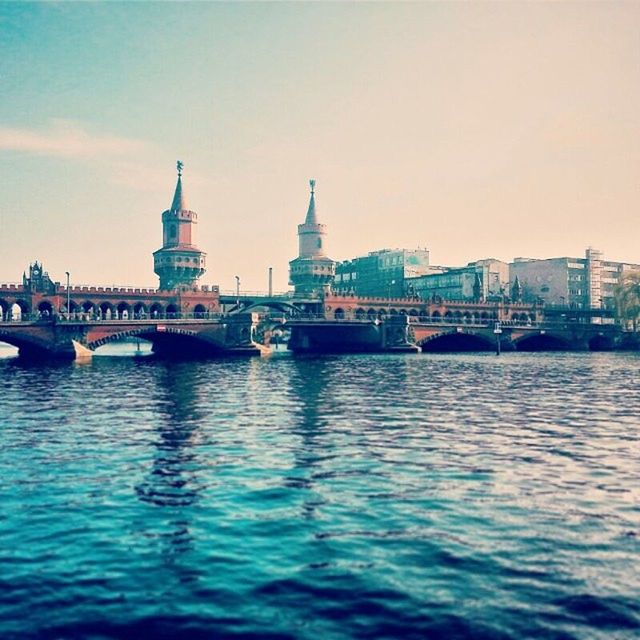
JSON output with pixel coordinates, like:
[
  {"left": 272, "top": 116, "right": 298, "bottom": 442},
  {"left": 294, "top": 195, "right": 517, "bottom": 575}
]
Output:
[{"left": 0, "top": 284, "right": 621, "bottom": 358}]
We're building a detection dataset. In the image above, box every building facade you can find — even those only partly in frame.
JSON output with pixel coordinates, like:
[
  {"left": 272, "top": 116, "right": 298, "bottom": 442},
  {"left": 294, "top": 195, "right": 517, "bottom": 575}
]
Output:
[
  {"left": 289, "top": 180, "right": 335, "bottom": 296},
  {"left": 510, "top": 248, "right": 640, "bottom": 309},
  {"left": 406, "top": 258, "right": 509, "bottom": 302},
  {"left": 334, "top": 248, "right": 432, "bottom": 298}
]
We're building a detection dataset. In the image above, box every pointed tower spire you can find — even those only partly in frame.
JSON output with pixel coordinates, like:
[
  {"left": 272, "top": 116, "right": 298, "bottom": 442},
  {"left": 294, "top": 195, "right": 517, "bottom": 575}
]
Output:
[
  {"left": 171, "top": 160, "right": 187, "bottom": 211},
  {"left": 305, "top": 179, "right": 317, "bottom": 224}
]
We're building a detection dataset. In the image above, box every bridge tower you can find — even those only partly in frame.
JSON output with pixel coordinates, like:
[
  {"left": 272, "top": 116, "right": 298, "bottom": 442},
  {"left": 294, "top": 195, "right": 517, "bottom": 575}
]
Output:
[
  {"left": 153, "top": 161, "right": 207, "bottom": 290},
  {"left": 289, "top": 179, "right": 335, "bottom": 296}
]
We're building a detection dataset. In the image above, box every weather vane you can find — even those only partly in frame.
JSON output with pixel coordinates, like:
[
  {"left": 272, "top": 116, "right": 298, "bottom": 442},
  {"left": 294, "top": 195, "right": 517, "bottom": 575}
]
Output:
[
  {"left": 310, "top": 179, "right": 316, "bottom": 193},
  {"left": 177, "top": 160, "right": 184, "bottom": 177}
]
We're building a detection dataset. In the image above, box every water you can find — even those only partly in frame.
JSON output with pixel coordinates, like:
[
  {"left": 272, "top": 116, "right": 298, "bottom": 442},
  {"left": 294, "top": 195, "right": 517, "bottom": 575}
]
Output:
[{"left": 1, "top": 346, "right": 639, "bottom": 639}]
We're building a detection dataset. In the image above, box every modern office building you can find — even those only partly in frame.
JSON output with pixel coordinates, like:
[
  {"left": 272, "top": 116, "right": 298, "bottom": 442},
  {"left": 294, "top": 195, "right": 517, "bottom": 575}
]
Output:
[
  {"left": 334, "top": 248, "right": 431, "bottom": 297},
  {"left": 510, "top": 248, "right": 640, "bottom": 309},
  {"left": 407, "top": 258, "right": 510, "bottom": 302}
]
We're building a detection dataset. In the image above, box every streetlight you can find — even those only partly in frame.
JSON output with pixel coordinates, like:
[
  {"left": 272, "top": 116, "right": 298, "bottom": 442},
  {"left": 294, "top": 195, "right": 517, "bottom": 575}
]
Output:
[
  {"left": 235, "top": 275, "right": 240, "bottom": 308},
  {"left": 387, "top": 279, "right": 396, "bottom": 312},
  {"left": 65, "top": 271, "right": 71, "bottom": 320}
]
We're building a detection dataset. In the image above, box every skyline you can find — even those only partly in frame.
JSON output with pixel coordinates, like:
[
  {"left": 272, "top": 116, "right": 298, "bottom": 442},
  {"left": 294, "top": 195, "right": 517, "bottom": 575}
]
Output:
[{"left": 1, "top": 2, "right": 639, "bottom": 290}]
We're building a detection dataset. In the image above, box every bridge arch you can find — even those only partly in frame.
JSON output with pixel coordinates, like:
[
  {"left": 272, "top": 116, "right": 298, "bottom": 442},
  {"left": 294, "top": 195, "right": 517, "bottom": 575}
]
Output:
[
  {"left": 0, "top": 299, "right": 9, "bottom": 321},
  {"left": 355, "top": 308, "right": 366, "bottom": 320},
  {"left": 117, "top": 302, "right": 131, "bottom": 320},
  {"left": 514, "top": 333, "right": 572, "bottom": 351},
  {"left": 165, "top": 303, "right": 179, "bottom": 318},
  {"left": 133, "top": 302, "right": 148, "bottom": 319},
  {"left": 11, "top": 300, "right": 30, "bottom": 321},
  {"left": 588, "top": 334, "right": 614, "bottom": 351},
  {"left": 99, "top": 302, "right": 115, "bottom": 320},
  {"left": 150, "top": 303, "right": 164, "bottom": 319},
  {"left": 0, "top": 329, "right": 55, "bottom": 357},
  {"left": 240, "top": 300, "right": 299, "bottom": 315},
  {"left": 193, "top": 304, "right": 207, "bottom": 318},
  {"left": 419, "top": 330, "right": 495, "bottom": 353},
  {"left": 37, "top": 300, "right": 54, "bottom": 318},
  {"left": 334, "top": 308, "right": 345, "bottom": 320},
  {"left": 82, "top": 301, "right": 95, "bottom": 316}
]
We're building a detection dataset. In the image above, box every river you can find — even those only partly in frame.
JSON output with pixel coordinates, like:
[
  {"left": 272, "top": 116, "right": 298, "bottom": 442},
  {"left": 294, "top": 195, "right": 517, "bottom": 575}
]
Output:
[{"left": 1, "top": 345, "right": 639, "bottom": 639}]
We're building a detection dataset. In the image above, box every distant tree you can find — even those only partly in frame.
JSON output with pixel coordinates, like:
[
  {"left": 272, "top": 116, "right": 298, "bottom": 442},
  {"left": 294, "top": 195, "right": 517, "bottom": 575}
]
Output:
[{"left": 615, "top": 273, "right": 640, "bottom": 331}]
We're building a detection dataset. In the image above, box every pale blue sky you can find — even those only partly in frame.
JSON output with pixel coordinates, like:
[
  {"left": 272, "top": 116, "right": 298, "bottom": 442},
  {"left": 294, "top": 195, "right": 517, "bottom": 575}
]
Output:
[{"left": 1, "top": 2, "right": 639, "bottom": 290}]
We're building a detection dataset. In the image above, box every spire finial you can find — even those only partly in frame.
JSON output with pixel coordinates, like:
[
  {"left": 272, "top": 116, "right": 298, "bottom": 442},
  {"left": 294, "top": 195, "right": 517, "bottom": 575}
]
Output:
[
  {"left": 177, "top": 160, "right": 184, "bottom": 177},
  {"left": 310, "top": 179, "right": 315, "bottom": 194}
]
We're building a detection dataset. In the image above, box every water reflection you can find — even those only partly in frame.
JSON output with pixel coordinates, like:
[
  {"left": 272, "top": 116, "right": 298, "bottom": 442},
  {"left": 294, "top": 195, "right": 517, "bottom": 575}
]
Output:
[
  {"left": 135, "top": 362, "right": 207, "bottom": 556},
  {"left": 284, "top": 357, "right": 337, "bottom": 518}
]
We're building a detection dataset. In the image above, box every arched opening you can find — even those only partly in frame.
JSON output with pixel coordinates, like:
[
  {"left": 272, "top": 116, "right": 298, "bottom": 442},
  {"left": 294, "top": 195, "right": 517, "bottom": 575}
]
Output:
[
  {"left": 463, "top": 312, "right": 472, "bottom": 324},
  {"left": 166, "top": 303, "right": 179, "bottom": 318},
  {"left": 193, "top": 304, "right": 207, "bottom": 318},
  {"left": 60, "top": 300, "right": 80, "bottom": 316},
  {"left": 355, "top": 308, "right": 366, "bottom": 320},
  {"left": 367, "top": 308, "right": 377, "bottom": 320},
  {"left": 409, "top": 309, "right": 419, "bottom": 317},
  {"left": 389, "top": 308, "right": 398, "bottom": 316},
  {"left": 515, "top": 334, "right": 571, "bottom": 352},
  {"left": 431, "top": 310, "right": 442, "bottom": 322},
  {"left": 150, "top": 303, "right": 164, "bottom": 319},
  {"left": 37, "top": 300, "right": 54, "bottom": 319},
  {"left": 334, "top": 308, "right": 345, "bottom": 320},
  {"left": 377, "top": 309, "right": 387, "bottom": 320},
  {"left": 133, "top": 303, "right": 147, "bottom": 319},
  {"left": 99, "top": 302, "right": 114, "bottom": 320},
  {"left": 11, "top": 301, "right": 30, "bottom": 321},
  {"left": 0, "top": 299, "right": 9, "bottom": 322},
  {"left": 588, "top": 335, "right": 614, "bottom": 351},
  {"left": 444, "top": 311, "right": 453, "bottom": 321},
  {"left": 453, "top": 310, "right": 463, "bottom": 322},
  {"left": 480, "top": 312, "right": 489, "bottom": 322},
  {"left": 421, "top": 333, "right": 494, "bottom": 353},
  {"left": 82, "top": 301, "right": 95, "bottom": 317},
  {"left": 117, "top": 302, "right": 131, "bottom": 320}
]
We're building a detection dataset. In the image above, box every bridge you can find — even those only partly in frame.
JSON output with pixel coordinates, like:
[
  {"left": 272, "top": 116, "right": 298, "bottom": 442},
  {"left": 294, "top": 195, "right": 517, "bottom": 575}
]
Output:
[{"left": 0, "top": 277, "right": 624, "bottom": 359}]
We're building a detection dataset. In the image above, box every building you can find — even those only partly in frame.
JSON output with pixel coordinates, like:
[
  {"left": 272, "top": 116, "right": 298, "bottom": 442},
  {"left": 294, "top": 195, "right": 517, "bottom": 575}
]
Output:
[
  {"left": 510, "top": 248, "right": 640, "bottom": 309},
  {"left": 289, "top": 180, "right": 335, "bottom": 296},
  {"left": 334, "top": 248, "right": 432, "bottom": 298},
  {"left": 406, "top": 258, "right": 509, "bottom": 302},
  {"left": 153, "top": 161, "right": 207, "bottom": 290}
]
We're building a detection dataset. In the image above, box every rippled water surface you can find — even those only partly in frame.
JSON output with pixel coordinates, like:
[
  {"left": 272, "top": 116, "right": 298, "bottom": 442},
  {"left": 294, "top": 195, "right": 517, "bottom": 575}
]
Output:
[{"left": 1, "top": 348, "right": 639, "bottom": 639}]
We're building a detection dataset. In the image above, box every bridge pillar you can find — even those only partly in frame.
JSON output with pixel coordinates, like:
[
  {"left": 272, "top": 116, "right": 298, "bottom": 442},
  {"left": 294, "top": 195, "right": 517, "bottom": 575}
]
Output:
[
  {"left": 224, "top": 312, "right": 268, "bottom": 356},
  {"left": 381, "top": 315, "right": 420, "bottom": 353}
]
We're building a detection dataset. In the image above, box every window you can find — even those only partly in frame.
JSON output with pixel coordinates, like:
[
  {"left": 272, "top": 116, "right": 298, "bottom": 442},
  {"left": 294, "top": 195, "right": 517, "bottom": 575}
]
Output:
[
  {"left": 317, "top": 238, "right": 322, "bottom": 249},
  {"left": 170, "top": 225, "right": 177, "bottom": 239}
]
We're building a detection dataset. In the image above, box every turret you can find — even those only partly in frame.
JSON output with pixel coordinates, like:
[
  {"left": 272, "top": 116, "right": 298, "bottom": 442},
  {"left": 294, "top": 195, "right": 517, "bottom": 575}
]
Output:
[
  {"left": 289, "top": 180, "right": 335, "bottom": 296},
  {"left": 153, "top": 161, "right": 207, "bottom": 291}
]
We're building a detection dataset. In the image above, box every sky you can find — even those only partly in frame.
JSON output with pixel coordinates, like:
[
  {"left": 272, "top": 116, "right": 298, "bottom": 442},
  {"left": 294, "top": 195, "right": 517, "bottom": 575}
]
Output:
[{"left": 0, "top": 2, "right": 638, "bottom": 291}]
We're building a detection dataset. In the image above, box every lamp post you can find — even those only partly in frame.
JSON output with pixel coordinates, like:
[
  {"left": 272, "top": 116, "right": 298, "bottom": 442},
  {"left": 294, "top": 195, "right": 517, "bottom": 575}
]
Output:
[
  {"left": 268, "top": 267, "right": 273, "bottom": 297},
  {"left": 493, "top": 320, "right": 502, "bottom": 356},
  {"left": 387, "top": 279, "right": 395, "bottom": 312},
  {"left": 65, "top": 271, "right": 71, "bottom": 320},
  {"left": 235, "top": 275, "right": 240, "bottom": 308}
]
